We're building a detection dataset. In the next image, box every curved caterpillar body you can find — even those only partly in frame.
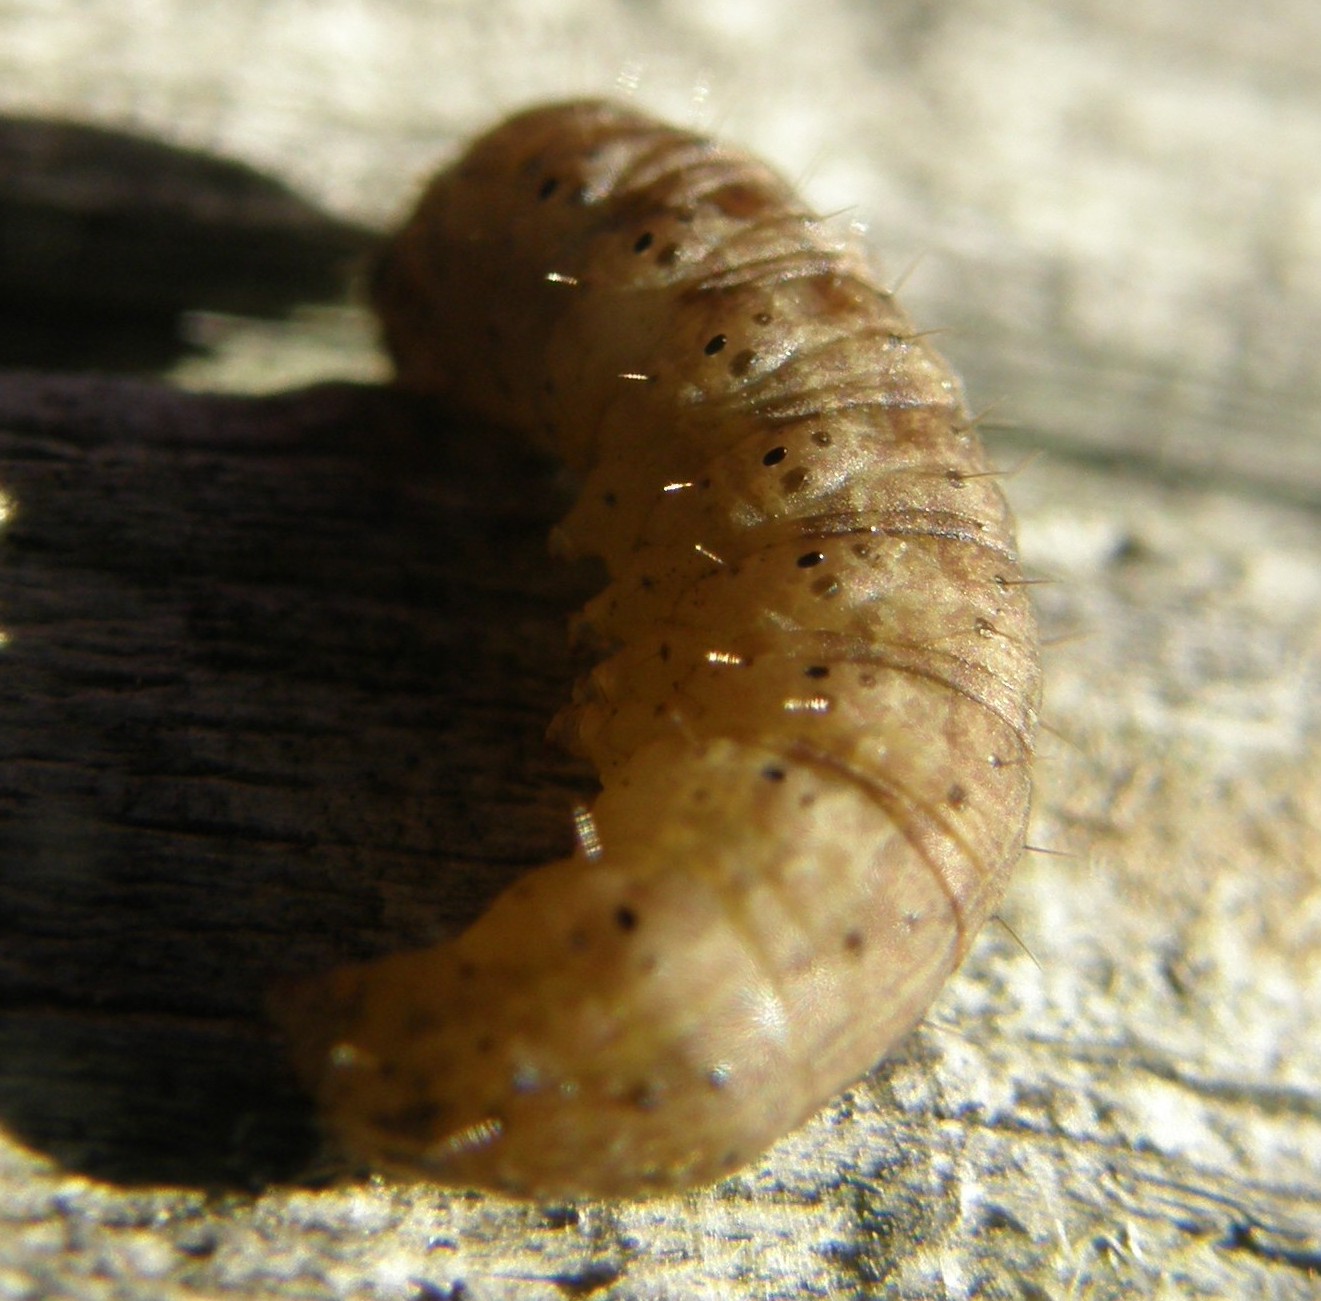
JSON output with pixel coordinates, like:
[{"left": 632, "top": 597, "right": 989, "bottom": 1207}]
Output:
[{"left": 275, "top": 101, "right": 1040, "bottom": 1198}]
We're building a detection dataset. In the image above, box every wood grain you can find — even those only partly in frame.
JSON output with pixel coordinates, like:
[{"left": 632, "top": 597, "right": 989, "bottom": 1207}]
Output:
[{"left": 0, "top": 3, "right": 1319, "bottom": 1296}]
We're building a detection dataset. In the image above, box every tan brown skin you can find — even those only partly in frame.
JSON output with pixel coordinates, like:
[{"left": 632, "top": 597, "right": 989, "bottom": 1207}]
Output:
[{"left": 273, "top": 100, "right": 1041, "bottom": 1199}]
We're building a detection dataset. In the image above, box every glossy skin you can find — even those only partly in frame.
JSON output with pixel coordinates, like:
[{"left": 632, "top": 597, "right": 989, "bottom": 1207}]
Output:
[{"left": 274, "top": 101, "right": 1040, "bottom": 1198}]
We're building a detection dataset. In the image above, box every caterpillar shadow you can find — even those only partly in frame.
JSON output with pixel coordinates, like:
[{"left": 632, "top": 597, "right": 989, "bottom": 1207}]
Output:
[{"left": 0, "top": 376, "right": 600, "bottom": 1187}]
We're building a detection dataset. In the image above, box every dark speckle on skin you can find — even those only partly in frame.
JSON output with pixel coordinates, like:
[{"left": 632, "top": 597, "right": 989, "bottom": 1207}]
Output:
[
  {"left": 730, "top": 348, "right": 756, "bottom": 377},
  {"left": 404, "top": 1008, "right": 441, "bottom": 1035},
  {"left": 629, "top": 1080, "right": 665, "bottom": 1111}
]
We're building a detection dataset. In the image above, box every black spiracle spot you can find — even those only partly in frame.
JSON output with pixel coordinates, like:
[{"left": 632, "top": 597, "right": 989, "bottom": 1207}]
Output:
[{"left": 762, "top": 446, "right": 788, "bottom": 466}]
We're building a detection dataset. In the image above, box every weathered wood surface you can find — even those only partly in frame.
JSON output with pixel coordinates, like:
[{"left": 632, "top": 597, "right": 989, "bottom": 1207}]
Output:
[{"left": 1, "top": 3, "right": 1319, "bottom": 1298}]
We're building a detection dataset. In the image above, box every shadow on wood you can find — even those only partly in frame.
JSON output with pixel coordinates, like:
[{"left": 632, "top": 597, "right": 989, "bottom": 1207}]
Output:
[
  {"left": 0, "top": 118, "right": 374, "bottom": 371},
  {"left": 0, "top": 375, "right": 600, "bottom": 1187}
]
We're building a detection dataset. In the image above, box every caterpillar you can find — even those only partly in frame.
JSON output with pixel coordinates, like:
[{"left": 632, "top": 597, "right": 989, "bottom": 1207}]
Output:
[{"left": 273, "top": 100, "right": 1041, "bottom": 1199}]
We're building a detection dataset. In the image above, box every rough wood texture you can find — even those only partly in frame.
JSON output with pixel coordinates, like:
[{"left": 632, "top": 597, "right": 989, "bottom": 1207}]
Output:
[{"left": 1, "top": 2, "right": 1319, "bottom": 1298}]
